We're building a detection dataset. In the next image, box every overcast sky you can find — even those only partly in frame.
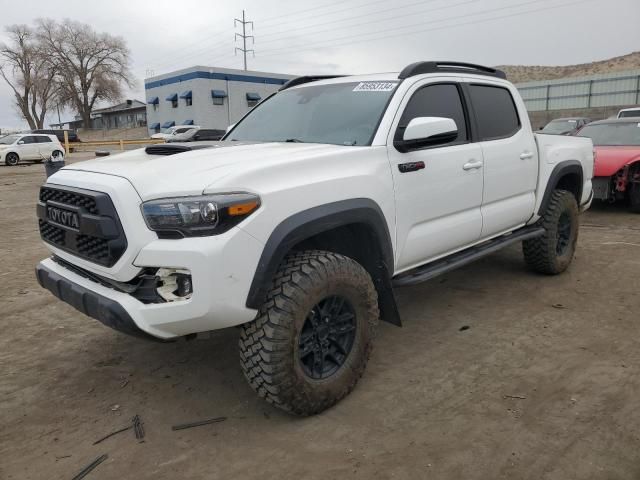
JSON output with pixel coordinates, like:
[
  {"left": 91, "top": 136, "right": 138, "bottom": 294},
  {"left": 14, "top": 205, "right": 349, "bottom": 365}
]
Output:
[{"left": 0, "top": 0, "right": 638, "bottom": 129}]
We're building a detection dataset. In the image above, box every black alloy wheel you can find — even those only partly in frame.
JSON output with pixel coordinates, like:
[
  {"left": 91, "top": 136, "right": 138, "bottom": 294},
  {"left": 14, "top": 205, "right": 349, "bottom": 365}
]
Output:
[{"left": 298, "top": 295, "right": 357, "bottom": 380}]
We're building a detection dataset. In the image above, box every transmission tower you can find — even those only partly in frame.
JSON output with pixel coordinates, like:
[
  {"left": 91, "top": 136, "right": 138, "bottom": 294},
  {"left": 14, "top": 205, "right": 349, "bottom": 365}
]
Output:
[{"left": 234, "top": 10, "right": 254, "bottom": 71}]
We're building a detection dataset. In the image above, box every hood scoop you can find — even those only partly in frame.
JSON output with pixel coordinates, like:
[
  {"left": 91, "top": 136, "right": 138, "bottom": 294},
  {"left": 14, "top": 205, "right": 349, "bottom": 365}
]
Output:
[{"left": 145, "top": 144, "right": 213, "bottom": 156}]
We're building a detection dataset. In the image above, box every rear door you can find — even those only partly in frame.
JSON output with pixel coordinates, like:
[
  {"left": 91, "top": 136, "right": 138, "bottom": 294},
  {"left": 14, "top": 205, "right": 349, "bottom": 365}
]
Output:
[
  {"left": 387, "top": 80, "right": 484, "bottom": 271},
  {"left": 36, "top": 135, "right": 56, "bottom": 158},
  {"left": 464, "top": 82, "right": 537, "bottom": 237}
]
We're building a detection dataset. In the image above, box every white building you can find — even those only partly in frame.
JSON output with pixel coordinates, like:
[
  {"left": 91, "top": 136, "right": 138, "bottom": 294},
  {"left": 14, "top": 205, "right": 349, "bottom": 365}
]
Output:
[{"left": 144, "top": 66, "right": 295, "bottom": 134}]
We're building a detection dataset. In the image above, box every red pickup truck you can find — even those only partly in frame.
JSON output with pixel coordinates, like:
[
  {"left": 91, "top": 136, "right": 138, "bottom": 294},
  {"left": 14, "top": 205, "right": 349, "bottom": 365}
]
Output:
[{"left": 577, "top": 118, "right": 640, "bottom": 211}]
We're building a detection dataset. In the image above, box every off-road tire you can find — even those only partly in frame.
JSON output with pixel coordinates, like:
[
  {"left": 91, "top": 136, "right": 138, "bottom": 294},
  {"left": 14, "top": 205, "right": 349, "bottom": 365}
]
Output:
[
  {"left": 629, "top": 182, "right": 640, "bottom": 213},
  {"left": 523, "top": 189, "right": 579, "bottom": 274},
  {"left": 239, "top": 250, "right": 379, "bottom": 416},
  {"left": 5, "top": 153, "right": 19, "bottom": 166}
]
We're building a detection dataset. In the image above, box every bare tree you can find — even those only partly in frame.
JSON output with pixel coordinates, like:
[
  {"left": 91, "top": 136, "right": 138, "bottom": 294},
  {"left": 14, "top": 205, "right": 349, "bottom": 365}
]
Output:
[
  {"left": 37, "top": 19, "right": 133, "bottom": 129},
  {"left": 0, "top": 25, "right": 57, "bottom": 129}
]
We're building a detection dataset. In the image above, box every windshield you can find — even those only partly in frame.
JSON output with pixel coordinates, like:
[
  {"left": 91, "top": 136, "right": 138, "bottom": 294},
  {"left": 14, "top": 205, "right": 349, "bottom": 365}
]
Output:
[
  {"left": 227, "top": 81, "right": 398, "bottom": 146},
  {"left": 542, "top": 120, "right": 577, "bottom": 134},
  {"left": 0, "top": 135, "right": 20, "bottom": 145},
  {"left": 619, "top": 110, "right": 640, "bottom": 118},
  {"left": 578, "top": 123, "right": 640, "bottom": 146}
]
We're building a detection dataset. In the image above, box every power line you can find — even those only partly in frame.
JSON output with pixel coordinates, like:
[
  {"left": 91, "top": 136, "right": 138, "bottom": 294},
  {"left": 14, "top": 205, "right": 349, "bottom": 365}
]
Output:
[
  {"left": 257, "top": 0, "right": 392, "bottom": 33},
  {"left": 235, "top": 10, "right": 255, "bottom": 71},
  {"left": 256, "top": 0, "right": 585, "bottom": 57},
  {"left": 257, "top": 0, "right": 481, "bottom": 45}
]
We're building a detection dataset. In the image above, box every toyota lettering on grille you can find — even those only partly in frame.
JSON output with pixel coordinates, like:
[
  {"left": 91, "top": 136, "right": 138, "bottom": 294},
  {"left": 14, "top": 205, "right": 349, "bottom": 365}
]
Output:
[{"left": 47, "top": 206, "right": 80, "bottom": 230}]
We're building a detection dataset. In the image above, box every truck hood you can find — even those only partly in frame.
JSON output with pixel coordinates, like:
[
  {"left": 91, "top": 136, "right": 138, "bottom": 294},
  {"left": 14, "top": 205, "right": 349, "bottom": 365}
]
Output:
[
  {"left": 62, "top": 142, "right": 351, "bottom": 200},
  {"left": 594, "top": 146, "right": 640, "bottom": 177}
]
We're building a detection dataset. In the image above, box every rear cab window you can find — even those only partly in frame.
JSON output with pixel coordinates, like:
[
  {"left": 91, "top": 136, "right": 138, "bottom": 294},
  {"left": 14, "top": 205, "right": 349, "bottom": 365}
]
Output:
[{"left": 468, "top": 84, "right": 521, "bottom": 140}]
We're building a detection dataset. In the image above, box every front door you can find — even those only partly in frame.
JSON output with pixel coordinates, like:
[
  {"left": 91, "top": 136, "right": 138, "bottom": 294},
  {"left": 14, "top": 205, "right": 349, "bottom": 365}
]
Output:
[
  {"left": 387, "top": 81, "right": 484, "bottom": 272},
  {"left": 18, "top": 135, "right": 40, "bottom": 160}
]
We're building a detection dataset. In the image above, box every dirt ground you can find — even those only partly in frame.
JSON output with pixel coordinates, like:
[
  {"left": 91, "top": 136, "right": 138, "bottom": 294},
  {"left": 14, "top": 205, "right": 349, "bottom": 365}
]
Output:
[{"left": 1, "top": 156, "right": 639, "bottom": 480}]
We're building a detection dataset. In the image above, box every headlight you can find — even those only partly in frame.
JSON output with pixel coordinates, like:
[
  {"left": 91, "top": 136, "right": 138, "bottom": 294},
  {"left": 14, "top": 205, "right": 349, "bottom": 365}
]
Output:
[{"left": 141, "top": 193, "right": 260, "bottom": 237}]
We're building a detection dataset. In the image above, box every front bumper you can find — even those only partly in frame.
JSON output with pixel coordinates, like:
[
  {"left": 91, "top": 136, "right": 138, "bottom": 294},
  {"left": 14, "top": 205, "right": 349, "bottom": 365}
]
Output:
[
  {"left": 36, "top": 261, "right": 157, "bottom": 340},
  {"left": 36, "top": 225, "right": 264, "bottom": 340}
]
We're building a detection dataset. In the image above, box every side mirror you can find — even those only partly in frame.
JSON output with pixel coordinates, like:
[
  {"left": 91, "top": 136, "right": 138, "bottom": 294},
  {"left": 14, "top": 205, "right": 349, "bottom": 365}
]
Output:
[
  {"left": 17, "top": 140, "right": 24, "bottom": 145},
  {"left": 394, "top": 117, "right": 458, "bottom": 153}
]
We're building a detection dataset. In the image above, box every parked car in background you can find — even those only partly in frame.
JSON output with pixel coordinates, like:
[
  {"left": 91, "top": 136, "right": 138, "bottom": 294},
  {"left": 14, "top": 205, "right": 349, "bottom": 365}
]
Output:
[
  {"left": 617, "top": 107, "right": 640, "bottom": 118},
  {"left": 0, "top": 133, "right": 63, "bottom": 166},
  {"left": 167, "top": 128, "right": 225, "bottom": 142},
  {"left": 577, "top": 118, "right": 640, "bottom": 211},
  {"left": 151, "top": 125, "right": 200, "bottom": 140},
  {"left": 32, "top": 129, "right": 80, "bottom": 143},
  {"left": 540, "top": 117, "right": 591, "bottom": 135}
]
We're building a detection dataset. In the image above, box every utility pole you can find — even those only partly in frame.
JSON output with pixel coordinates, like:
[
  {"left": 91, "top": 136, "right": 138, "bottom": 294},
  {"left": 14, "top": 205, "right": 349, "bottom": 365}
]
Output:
[{"left": 234, "top": 10, "right": 254, "bottom": 71}]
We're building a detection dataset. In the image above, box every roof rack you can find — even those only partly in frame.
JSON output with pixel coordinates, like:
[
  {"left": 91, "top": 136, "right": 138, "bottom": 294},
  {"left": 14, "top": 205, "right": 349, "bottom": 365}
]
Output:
[
  {"left": 279, "top": 75, "right": 346, "bottom": 91},
  {"left": 398, "top": 61, "right": 506, "bottom": 80}
]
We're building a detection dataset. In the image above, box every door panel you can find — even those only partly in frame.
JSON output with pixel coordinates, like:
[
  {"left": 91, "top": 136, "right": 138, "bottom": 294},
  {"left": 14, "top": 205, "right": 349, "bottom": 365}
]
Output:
[
  {"left": 390, "top": 143, "right": 484, "bottom": 270},
  {"left": 18, "top": 136, "right": 40, "bottom": 160},
  {"left": 387, "top": 81, "right": 484, "bottom": 272},
  {"left": 479, "top": 128, "right": 538, "bottom": 234}
]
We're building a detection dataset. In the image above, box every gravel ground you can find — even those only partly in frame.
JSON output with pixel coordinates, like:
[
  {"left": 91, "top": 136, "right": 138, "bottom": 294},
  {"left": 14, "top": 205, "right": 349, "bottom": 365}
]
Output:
[{"left": 1, "top": 156, "right": 639, "bottom": 480}]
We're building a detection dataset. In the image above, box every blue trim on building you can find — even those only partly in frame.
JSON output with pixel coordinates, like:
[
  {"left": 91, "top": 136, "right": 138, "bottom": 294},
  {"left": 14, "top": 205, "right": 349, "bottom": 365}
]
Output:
[
  {"left": 183, "top": 119, "right": 194, "bottom": 125},
  {"left": 147, "top": 97, "right": 159, "bottom": 104},
  {"left": 246, "top": 92, "right": 261, "bottom": 101},
  {"left": 149, "top": 122, "right": 160, "bottom": 129},
  {"left": 145, "top": 71, "right": 289, "bottom": 90},
  {"left": 166, "top": 93, "right": 178, "bottom": 101},
  {"left": 180, "top": 90, "right": 192, "bottom": 99},
  {"left": 211, "top": 89, "right": 227, "bottom": 98},
  {"left": 161, "top": 121, "right": 175, "bottom": 128}
]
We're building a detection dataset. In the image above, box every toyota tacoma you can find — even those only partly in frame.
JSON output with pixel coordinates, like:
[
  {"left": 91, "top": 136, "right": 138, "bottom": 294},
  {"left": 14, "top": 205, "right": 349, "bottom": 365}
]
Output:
[{"left": 36, "top": 61, "right": 594, "bottom": 415}]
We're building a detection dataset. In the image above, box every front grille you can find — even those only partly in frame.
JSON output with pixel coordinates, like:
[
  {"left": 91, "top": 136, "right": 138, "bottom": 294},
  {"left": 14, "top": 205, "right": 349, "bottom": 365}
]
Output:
[
  {"left": 76, "top": 234, "right": 110, "bottom": 262},
  {"left": 37, "top": 185, "right": 127, "bottom": 267},
  {"left": 40, "top": 187, "right": 98, "bottom": 214},
  {"left": 39, "top": 220, "right": 65, "bottom": 246}
]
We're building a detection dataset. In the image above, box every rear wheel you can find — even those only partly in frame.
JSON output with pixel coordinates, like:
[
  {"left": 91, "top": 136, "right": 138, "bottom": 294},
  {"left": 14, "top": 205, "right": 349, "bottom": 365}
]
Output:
[
  {"left": 52, "top": 150, "right": 63, "bottom": 159},
  {"left": 523, "top": 189, "right": 579, "bottom": 274},
  {"left": 5, "top": 152, "right": 19, "bottom": 166},
  {"left": 239, "top": 250, "right": 378, "bottom": 416}
]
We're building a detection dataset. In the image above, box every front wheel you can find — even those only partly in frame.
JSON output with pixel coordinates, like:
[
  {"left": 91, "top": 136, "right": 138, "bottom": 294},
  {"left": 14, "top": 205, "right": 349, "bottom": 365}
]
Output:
[
  {"left": 5, "top": 153, "right": 19, "bottom": 166},
  {"left": 523, "top": 189, "right": 579, "bottom": 274},
  {"left": 239, "top": 250, "right": 379, "bottom": 416}
]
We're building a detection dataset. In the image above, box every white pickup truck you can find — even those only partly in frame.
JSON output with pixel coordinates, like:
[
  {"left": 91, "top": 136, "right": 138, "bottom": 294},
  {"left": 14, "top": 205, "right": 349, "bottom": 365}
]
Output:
[{"left": 36, "top": 61, "right": 594, "bottom": 415}]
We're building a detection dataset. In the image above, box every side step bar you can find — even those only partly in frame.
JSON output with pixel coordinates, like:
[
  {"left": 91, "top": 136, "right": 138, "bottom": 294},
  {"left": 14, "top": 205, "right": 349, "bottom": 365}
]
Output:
[{"left": 392, "top": 226, "right": 545, "bottom": 287}]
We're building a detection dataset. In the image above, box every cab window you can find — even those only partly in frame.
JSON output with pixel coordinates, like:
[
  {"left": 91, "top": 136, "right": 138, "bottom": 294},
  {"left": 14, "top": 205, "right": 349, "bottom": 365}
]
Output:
[{"left": 396, "top": 83, "right": 468, "bottom": 145}]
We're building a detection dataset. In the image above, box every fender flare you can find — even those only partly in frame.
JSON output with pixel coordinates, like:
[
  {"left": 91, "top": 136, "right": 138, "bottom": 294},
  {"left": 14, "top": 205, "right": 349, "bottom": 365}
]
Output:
[
  {"left": 245, "top": 198, "right": 401, "bottom": 325},
  {"left": 538, "top": 160, "right": 584, "bottom": 215}
]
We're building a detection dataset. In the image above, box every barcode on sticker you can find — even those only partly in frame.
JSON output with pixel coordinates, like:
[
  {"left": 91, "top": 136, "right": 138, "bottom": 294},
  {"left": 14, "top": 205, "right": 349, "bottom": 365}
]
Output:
[{"left": 353, "top": 82, "right": 398, "bottom": 92}]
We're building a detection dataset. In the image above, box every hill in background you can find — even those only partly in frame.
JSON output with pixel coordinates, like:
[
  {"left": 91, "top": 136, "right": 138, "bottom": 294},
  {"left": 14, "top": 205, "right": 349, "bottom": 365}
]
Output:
[{"left": 497, "top": 51, "right": 640, "bottom": 84}]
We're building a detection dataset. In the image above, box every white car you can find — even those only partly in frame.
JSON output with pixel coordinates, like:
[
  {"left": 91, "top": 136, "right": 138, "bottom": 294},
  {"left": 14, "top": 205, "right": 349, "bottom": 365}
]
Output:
[
  {"left": 617, "top": 107, "right": 640, "bottom": 118},
  {"left": 0, "top": 133, "right": 63, "bottom": 166},
  {"left": 36, "top": 61, "right": 594, "bottom": 415},
  {"left": 150, "top": 125, "right": 201, "bottom": 140}
]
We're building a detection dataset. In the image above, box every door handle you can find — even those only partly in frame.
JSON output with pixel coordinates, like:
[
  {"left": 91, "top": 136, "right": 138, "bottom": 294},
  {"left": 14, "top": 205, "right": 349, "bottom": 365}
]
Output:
[
  {"left": 462, "top": 160, "right": 483, "bottom": 171},
  {"left": 520, "top": 151, "right": 534, "bottom": 160}
]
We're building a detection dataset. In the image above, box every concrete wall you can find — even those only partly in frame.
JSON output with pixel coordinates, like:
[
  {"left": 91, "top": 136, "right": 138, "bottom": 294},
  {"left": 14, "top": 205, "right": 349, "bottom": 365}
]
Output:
[{"left": 144, "top": 66, "right": 295, "bottom": 134}]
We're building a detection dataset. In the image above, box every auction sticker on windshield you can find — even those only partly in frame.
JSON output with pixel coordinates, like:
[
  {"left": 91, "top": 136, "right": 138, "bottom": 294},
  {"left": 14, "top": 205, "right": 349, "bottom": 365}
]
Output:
[{"left": 353, "top": 82, "right": 398, "bottom": 92}]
